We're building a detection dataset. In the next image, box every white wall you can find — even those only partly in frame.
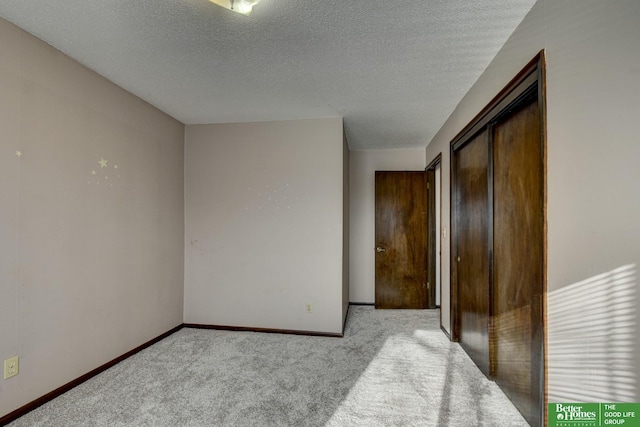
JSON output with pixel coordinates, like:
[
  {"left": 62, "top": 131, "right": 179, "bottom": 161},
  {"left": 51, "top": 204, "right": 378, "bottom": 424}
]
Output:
[
  {"left": 349, "top": 149, "right": 426, "bottom": 303},
  {"left": 426, "top": 0, "right": 640, "bottom": 403},
  {"left": 0, "top": 18, "right": 185, "bottom": 418},
  {"left": 184, "top": 118, "right": 347, "bottom": 334},
  {"left": 342, "top": 133, "right": 350, "bottom": 325}
]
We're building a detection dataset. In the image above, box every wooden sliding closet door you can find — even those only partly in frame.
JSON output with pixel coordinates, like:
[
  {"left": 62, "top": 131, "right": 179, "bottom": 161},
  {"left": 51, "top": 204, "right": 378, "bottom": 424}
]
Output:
[
  {"left": 492, "top": 98, "right": 543, "bottom": 426},
  {"left": 453, "top": 132, "right": 490, "bottom": 376},
  {"left": 450, "top": 53, "right": 546, "bottom": 427}
]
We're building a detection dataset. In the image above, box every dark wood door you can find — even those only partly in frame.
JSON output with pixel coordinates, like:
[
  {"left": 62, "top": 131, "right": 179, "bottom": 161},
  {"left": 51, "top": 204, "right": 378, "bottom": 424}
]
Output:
[
  {"left": 452, "top": 132, "right": 490, "bottom": 376},
  {"left": 492, "top": 98, "right": 543, "bottom": 426},
  {"left": 375, "top": 171, "right": 427, "bottom": 309}
]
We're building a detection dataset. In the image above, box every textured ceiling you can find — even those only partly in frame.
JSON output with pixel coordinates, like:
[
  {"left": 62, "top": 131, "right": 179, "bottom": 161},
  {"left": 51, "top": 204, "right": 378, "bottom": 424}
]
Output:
[{"left": 0, "top": 0, "right": 536, "bottom": 149}]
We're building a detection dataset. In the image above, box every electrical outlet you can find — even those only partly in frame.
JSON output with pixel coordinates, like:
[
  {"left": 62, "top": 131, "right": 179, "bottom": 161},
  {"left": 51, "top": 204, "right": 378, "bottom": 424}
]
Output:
[
  {"left": 4, "top": 356, "right": 19, "bottom": 380},
  {"left": 306, "top": 303, "right": 312, "bottom": 313}
]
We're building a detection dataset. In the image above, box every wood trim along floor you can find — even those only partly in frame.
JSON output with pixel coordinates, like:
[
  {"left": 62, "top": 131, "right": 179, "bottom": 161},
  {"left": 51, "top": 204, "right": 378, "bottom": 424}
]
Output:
[
  {"left": 183, "top": 324, "right": 344, "bottom": 338},
  {"left": 440, "top": 325, "right": 452, "bottom": 341},
  {"left": 0, "top": 303, "right": 397, "bottom": 425},
  {"left": 0, "top": 324, "right": 184, "bottom": 427},
  {"left": 342, "top": 303, "right": 350, "bottom": 334}
]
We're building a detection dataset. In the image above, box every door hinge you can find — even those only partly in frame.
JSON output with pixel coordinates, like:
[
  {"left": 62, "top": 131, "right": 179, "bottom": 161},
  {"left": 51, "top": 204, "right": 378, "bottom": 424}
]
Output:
[{"left": 427, "top": 182, "right": 430, "bottom": 189}]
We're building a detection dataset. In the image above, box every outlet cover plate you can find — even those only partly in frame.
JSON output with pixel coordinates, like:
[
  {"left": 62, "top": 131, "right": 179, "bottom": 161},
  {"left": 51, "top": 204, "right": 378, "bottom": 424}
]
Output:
[{"left": 4, "top": 356, "right": 19, "bottom": 380}]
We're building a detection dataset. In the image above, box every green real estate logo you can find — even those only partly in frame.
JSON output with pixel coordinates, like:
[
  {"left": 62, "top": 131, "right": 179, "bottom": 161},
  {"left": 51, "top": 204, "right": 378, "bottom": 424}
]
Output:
[{"left": 548, "top": 403, "right": 640, "bottom": 427}]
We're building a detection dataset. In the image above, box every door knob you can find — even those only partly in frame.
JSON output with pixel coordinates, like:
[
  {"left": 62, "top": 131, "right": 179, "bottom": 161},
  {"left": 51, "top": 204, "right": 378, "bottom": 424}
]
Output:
[{"left": 376, "top": 246, "right": 386, "bottom": 253}]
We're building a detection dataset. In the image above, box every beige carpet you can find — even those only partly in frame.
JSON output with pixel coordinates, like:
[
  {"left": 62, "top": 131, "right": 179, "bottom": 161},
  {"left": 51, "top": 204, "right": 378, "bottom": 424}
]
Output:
[{"left": 9, "top": 306, "right": 529, "bottom": 426}]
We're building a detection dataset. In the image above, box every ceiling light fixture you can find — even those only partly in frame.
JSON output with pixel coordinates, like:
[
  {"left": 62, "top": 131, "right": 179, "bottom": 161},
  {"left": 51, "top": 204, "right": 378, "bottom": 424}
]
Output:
[{"left": 208, "top": 0, "right": 262, "bottom": 15}]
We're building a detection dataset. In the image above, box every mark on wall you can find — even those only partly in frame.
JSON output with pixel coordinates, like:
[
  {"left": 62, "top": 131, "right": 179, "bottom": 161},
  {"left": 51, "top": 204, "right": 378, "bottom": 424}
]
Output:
[
  {"left": 88, "top": 157, "right": 121, "bottom": 187},
  {"left": 245, "top": 182, "right": 299, "bottom": 217}
]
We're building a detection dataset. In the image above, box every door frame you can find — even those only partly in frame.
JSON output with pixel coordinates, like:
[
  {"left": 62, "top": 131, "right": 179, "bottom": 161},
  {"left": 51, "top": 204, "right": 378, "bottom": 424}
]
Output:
[
  {"left": 426, "top": 153, "right": 442, "bottom": 313},
  {"left": 449, "top": 51, "right": 547, "bottom": 424}
]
